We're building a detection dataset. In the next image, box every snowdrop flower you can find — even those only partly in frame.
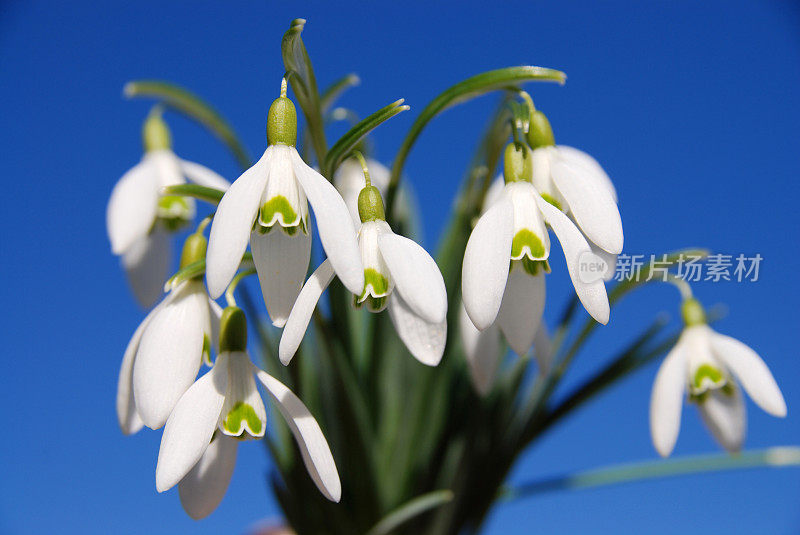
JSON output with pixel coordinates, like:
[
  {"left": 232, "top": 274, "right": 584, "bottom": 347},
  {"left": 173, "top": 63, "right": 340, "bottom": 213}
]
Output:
[
  {"left": 459, "top": 302, "right": 552, "bottom": 396},
  {"left": 462, "top": 142, "right": 610, "bottom": 354},
  {"left": 526, "top": 109, "right": 623, "bottom": 258},
  {"left": 117, "top": 233, "right": 222, "bottom": 432},
  {"left": 107, "top": 108, "right": 230, "bottom": 307},
  {"left": 207, "top": 80, "right": 363, "bottom": 327},
  {"left": 650, "top": 298, "right": 786, "bottom": 457},
  {"left": 281, "top": 166, "right": 447, "bottom": 367},
  {"left": 156, "top": 306, "right": 340, "bottom": 519}
]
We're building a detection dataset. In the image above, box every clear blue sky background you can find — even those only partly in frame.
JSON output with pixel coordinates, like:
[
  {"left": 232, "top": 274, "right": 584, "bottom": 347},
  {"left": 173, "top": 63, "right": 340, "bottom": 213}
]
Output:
[{"left": 1, "top": 1, "right": 798, "bottom": 534}]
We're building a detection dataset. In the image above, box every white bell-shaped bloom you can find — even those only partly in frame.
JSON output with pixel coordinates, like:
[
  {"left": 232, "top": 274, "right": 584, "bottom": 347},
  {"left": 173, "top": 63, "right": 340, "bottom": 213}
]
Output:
[
  {"left": 107, "top": 112, "right": 230, "bottom": 308},
  {"left": 117, "top": 278, "right": 222, "bottom": 433},
  {"left": 650, "top": 311, "right": 786, "bottom": 457},
  {"left": 459, "top": 301, "right": 552, "bottom": 396},
  {"left": 156, "top": 322, "right": 341, "bottom": 519},
  {"left": 462, "top": 145, "right": 610, "bottom": 337},
  {"left": 207, "top": 88, "right": 363, "bottom": 328},
  {"left": 280, "top": 189, "right": 447, "bottom": 367}
]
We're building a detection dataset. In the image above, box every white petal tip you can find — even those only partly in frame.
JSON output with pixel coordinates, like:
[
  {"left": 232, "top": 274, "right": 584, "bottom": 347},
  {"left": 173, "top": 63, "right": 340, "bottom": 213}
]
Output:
[{"left": 271, "top": 317, "right": 288, "bottom": 329}]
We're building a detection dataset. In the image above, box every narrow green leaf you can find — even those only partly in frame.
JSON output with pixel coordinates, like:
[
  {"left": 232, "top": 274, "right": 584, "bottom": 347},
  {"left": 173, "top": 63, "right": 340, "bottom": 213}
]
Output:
[
  {"left": 385, "top": 65, "right": 567, "bottom": 220},
  {"left": 282, "top": 18, "right": 327, "bottom": 163},
  {"left": 505, "top": 447, "right": 800, "bottom": 499},
  {"left": 323, "top": 99, "right": 410, "bottom": 177},
  {"left": 163, "top": 183, "right": 225, "bottom": 205},
  {"left": 365, "top": 490, "right": 454, "bottom": 535},
  {"left": 321, "top": 73, "right": 361, "bottom": 113},
  {"left": 124, "top": 80, "right": 251, "bottom": 169},
  {"left": 164, "top": 252, "right": 253, "bottom": 291}
]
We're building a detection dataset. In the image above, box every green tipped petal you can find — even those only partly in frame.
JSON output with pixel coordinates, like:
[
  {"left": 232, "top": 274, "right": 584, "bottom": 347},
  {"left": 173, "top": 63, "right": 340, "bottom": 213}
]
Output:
[
  {"left": 511, "top": 229, "right": 546, "bottom": 260},
  {"left": 539, "top": 193, "right": 562, "bottom": 211},
  {"left": 223, "top": 401, "right": 263, "bottom": 436},
  {"left": 157, "top": 195, "right": 193, "bottom": 231}
]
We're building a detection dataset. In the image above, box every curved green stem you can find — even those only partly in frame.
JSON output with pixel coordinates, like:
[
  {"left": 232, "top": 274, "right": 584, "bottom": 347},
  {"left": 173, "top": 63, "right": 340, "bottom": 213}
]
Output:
[
  {"left": 225, "top": 268, "right": 257, "bottom": 308},
  {"left": 385, "top": 65, "right": 566, "bottom": 222},
  {"left": 124, "top": 80, "right": 252, "bottom": 169}
]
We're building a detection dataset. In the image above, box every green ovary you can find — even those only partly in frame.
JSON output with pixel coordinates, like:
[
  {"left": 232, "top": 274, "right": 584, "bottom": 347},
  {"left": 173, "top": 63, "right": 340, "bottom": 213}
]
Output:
[
  {"left": 223, "top": 402, "right": 262, "bottom": 435},
  {"left": 511, "top": 229, "right": 546, "bottom": 260},
  {"left": 157, "top": 195, "right": 192, "bottom": 231},
  {"left": 259, "top": 196, "right": 307, "bottom": 235}
]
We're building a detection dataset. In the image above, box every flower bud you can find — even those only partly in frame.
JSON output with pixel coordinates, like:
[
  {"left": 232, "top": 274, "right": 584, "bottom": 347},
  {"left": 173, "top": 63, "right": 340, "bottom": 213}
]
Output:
[
  {"left": 503, "top": 142, "right": 533, "bottom": 184},
  {"left": 143, "top": 110, "right": 172, "bottom": 152},
  {"left": 179, "top": 233, "right": 208, "bottom": 270},
  {"left": 681, "top": 297, "right": 707, "bottom": 327},
  {"left": 267, "top": 80, "right": 298, "bottom": 146},
  {"left": 358, "top": 185, "right": 386, "bottom": 223},
  {"left": 526, "top": 110, "right": 555, "bottom": 149},
  {"left": 219, "top": 306, "right": 248, "bottom": 353}
]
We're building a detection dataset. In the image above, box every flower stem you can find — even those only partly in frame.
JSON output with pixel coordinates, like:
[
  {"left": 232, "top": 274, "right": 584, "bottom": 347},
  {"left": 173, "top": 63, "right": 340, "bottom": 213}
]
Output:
[
  {"left": 352, "top": 150, "right": 371, "bottom": 187},
  {"left": 225, "top": 268, "right": 257, "bottom": 308}
]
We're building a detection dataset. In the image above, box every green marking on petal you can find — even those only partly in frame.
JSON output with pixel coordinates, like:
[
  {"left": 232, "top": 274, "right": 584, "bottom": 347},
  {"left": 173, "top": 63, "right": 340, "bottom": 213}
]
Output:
[
  {"left": 361, "top": 268, "right": 390, "bottom": 298},
  {"left": 259, "top": 195, "right": 300, "bottom": 228},
  {"left": 514, "top": 257, "right": 551, "bottom": 276},
  {"left": 202, "top": 333, "right": 211, "bottom": 366},
  {"left": 223, "top": 401, "right": 262, "bottom": 435},
  {"left": 539, "top": 193, "right": 562, "bottom": 211},
  {"left": 511, "top": 229, "right": 546, "bottom": 260},
  {"left": 692, "top": 364, "right": 725, "bottom": 391},
  {"left": 157, "top": 195, "right": 192, "bottom": 231}
]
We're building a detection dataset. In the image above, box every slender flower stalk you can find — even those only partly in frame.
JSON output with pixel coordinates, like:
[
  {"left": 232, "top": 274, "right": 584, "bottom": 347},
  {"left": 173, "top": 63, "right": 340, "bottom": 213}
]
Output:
[
  {"left": 650, "top": 295, "right": 787, "bottom": 457},
  {"left": 106, "top": 107, "right": 230, "bottom": 307},
  {"left": 281, "top": 155, "right": 447, "bottom": 366},
  {"left": 206, "top": 79, "right": 364, "bottom": 327}
]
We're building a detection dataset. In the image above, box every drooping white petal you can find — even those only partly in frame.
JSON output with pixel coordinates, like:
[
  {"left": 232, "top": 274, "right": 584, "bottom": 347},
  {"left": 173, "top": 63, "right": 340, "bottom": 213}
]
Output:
[
  {"left": 588, "top": 239, "right": 617, "bottom": 282},
  {"left": 551, "top": 153, "right": 623, "bottom": 255},
  {"left": 178, "top": 433, "right": 238, "bottom": 520},
  {"left": 253, "top": 367, "right": 341, "bottom": 502},
  {"left": 531, "top": 147, "right": 567, "bottom": 209},
  {"left": 117, "top": 299, "right": 170, "bottom": 435},
  {"left": 218, "top": 352, "right": 267, "bottom": 438},
  {"left": 535, "top": 194, "right": 610, "bottom": 325},
  {"left": 156, "top": 354, "right": 229, "bottom": 492},
  {"left": 496, "top": 268, "right": 546, "bottom": 356},
  {"left": 250, "top": 228, "right": 312, "bottom": 328},
  {"left": 179, "top": 159, "right": 231, "bottom": 191},
  {"left": 459, "top": 302, "right": 501, "bottom": 396},
  {"left": 533, "top": 324, "right": 553, "bottom": 375},
  {"left": 710, "top": 333, "right": 787, "bottom": 417},
  {"left": 208, "top": 298, "right": 223, "bottom": 362},
  {"left": 378, "top": 232, "right": 447, "bottom": 324},
  {"left": 462, "top": 193, "right": 514, "bottom": 330},
  {"left": 121, "top": 228, "right": 172, "bottom": 308},
  {"left": 482, "top": 175, "right": 506, "bottom": 213},
  {"left": 556, "top": 145, "right": 617, "bottom": 202},
  {"left": 699, "top": 387, "right": 746, "bottom": 453},
  {"left": 147, "top": 150, "right": 185, "bottom": 188},
  {"left": 134, "top": 281, "right": 210, "bottom": 429},
  {"left": 650, "top": 342, "right": 687, "bottom": 458},
  {"left": 388, "top": 292, "right": 446, "bottom": 366},
  {"left": 107, "top": 159, "right": 159, "bottom": 255},
  {"left": 206, "top": 149, "right": 272, "bottom": 298},
  {"left": 290, "top": 149, "right": 364, "bottom": 296},
  {"left": 333, "top": 157, "right": 370, "bottom": 228},
  {"left": 279, "top": 260, "right": 335, "bottom": 365}
]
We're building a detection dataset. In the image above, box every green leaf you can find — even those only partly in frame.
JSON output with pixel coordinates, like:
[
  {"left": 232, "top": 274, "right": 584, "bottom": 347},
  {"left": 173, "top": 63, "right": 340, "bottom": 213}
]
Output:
[
  {"left": 323, "top": 99, "right": 410, "bottom": 178},
  {"left": 365, "top": 490, "right": 454, "bottom": 535},
  {"left": 385, "top": 65, "right": 567, "bottom": 220},
  {"left": 124, "top": 80, "right": 251, "bottom": 169},
  {"left": 164, "top": 252, "right": 253, "bottom": 291},
  {"left": 282, "top": 18, "right": 327, "bottom": 163},
  {"left": 321, "top": 73, "right": 360, "bottom": 113},
  {"left": 505, "top": 447, "right": 800, "bottom": 499},
  {"left": 162, "top": 183, "right": 226, "bottom": 205}
]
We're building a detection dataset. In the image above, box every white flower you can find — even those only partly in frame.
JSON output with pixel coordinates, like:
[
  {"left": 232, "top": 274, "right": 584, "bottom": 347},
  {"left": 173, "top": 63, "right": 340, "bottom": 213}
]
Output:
[
  {"left": 116, "top": 278, "right": 222, "bottom": 433},
  {"left": 106, "top": 112, "right": 230, "bottom": 308},
  {"left": 206, "top": 88, "right": 363, "bottom": 328},
  {"left": 462, "top": 147, "right": 611, "bottom": 348},
  {"left": 280, "top": 215, "right": 447, "bottom": 367},
  {"left": 650, "top": 321, "right": 786, "bottom": 457},
  {"left": 459, "top": 301, "right": 552, "bottom": 396},
  {"left": 155, "top": 311, "right": 340, "bottom": 518}
]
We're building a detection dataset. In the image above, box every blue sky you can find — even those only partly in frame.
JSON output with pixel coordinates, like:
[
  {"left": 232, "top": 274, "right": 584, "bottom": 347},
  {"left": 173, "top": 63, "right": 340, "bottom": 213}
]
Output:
[{"left": 1, "top": 1, "right": 798, "bottom": 533}]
